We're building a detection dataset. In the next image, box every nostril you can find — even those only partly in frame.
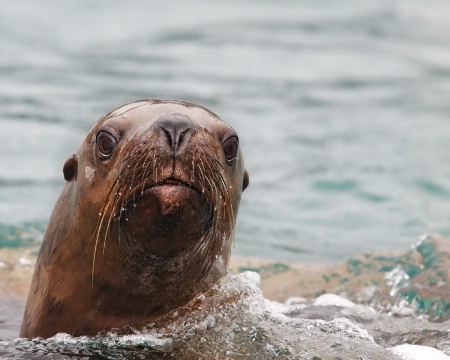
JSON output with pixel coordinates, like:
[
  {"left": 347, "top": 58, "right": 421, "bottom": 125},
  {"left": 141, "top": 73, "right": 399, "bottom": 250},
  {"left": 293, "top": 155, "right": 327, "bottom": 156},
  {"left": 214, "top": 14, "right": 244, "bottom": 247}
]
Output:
[
  {"left": 154, "top": 113, "right": 195, "bottom": 153},
  {"left": 161, "top": 126, "right": 190, "bottom": 150},
  {"left": 162, "top": 128, "right": 174, "bottom": 148},
  {"left": 161, "top": 124, "right": 192, "bottom": 151}
]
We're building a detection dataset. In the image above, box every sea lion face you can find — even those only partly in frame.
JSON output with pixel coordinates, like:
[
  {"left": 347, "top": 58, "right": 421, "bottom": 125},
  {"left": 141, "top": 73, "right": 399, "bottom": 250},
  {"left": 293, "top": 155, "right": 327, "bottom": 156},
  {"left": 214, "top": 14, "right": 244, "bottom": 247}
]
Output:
[{"left": 64, "top": 99, "right": 248, "bottom": 286}]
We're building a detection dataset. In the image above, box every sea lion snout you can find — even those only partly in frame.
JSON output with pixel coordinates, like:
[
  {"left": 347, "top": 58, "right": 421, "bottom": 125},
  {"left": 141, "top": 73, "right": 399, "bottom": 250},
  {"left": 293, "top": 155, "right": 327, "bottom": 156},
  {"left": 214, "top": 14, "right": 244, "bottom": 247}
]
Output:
[{"left": 153, "top": 113, "right": 196, "bottom": 154}]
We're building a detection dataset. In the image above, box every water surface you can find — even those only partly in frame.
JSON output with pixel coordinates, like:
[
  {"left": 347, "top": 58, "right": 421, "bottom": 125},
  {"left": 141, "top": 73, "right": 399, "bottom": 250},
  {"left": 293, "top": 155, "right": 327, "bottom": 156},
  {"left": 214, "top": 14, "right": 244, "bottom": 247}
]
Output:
[{"left": 2, "top": 1, "right": 450, "bottom": 262}]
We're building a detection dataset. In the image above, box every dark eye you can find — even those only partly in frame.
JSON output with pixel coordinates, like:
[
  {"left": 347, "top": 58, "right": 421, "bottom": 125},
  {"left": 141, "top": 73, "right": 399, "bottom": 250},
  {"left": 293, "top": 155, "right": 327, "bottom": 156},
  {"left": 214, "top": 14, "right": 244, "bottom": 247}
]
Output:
[
  {"left": 222, "top": 136, "right": 239, "bottom": 163},
  {"left": 96, "top": 131, "right": 117, "bottom": 159}
]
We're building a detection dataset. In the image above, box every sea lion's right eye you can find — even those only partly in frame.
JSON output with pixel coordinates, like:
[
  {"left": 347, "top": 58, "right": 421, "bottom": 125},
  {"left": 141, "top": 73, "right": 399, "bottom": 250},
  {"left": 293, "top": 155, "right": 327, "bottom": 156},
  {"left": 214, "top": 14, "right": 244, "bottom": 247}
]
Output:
[{"left": 96, "top": 131, "right": 117, "bottom": 159}]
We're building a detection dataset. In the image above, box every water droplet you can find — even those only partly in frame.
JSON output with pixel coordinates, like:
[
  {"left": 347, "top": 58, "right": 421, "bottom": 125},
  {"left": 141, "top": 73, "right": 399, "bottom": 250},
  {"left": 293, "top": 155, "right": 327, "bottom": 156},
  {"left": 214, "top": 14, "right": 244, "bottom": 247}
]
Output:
[{"left": 98, "top": 213, "right": 102, "bottom": 216}]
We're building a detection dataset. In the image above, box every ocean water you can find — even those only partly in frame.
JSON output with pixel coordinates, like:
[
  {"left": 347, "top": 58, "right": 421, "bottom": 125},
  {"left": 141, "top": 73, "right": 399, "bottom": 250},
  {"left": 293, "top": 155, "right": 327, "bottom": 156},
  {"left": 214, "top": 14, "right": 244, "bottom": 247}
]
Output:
[{"left": 2, "top": 0, "right": 450, "bottom": 263}]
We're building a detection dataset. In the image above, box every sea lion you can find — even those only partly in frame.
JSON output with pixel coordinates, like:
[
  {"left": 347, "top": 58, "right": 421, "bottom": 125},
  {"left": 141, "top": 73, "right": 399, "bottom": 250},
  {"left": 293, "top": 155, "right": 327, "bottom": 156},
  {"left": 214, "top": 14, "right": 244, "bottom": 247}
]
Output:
[{"left": 20, "top": 100, "right": 249, "bottom": 338}]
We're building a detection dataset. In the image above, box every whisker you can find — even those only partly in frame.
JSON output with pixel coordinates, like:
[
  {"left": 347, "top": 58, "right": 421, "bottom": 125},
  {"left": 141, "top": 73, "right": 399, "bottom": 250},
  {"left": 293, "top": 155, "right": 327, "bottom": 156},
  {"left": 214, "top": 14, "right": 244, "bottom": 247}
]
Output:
[{"left": 91, "top": 162, "right": 134, "bottom": 286}]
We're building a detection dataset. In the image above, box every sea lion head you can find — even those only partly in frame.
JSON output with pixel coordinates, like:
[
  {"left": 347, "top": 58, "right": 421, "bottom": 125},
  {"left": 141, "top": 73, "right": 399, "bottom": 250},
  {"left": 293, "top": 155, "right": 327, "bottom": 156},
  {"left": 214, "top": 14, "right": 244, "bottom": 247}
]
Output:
[{"left": 21, "top": 100, "right": 249, "bottom": 337}]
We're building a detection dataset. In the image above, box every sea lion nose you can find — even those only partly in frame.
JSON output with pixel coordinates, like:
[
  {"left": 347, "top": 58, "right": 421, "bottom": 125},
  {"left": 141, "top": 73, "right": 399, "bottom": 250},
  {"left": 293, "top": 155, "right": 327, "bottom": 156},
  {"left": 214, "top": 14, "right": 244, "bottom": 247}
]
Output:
[{"left": 154, "top": 114, "right": 195, "bottom": 153}]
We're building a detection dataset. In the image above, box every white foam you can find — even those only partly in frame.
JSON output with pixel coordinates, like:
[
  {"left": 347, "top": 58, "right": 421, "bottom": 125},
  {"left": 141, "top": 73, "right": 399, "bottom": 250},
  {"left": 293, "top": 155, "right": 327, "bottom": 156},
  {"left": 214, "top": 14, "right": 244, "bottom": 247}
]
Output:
[
  {"left": 385, "top": 265, "right": 411, "bottom": 296},
  {"left": 114, "top": 334, "right": 172, "bottom": 350},
  {"left": 389, "top": 344, "right": 450, "bottom": 360},
  {"left": 285, "top": 296, "right": 307, "bottom": 306},
  {"left": 313, "top": 293, "right": 356, "bottom": 307}
]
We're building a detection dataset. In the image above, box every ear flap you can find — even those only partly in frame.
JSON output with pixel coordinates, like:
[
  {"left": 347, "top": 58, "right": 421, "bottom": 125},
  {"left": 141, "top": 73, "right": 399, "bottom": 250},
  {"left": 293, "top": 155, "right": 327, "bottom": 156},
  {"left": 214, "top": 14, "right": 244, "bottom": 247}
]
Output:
[
  {"left": 242, "top": 170, "right": 249, "bottom": 191},
  {"left": 63, "top": 155, "right": 78, "bottom": 182}
]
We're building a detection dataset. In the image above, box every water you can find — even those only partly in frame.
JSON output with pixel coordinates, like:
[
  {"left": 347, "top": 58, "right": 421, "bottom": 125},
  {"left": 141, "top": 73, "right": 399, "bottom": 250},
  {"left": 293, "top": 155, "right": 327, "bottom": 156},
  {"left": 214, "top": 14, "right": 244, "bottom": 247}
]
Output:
[
  {"left": 2, "top": 270, "right": 449, "bottom": 359},
  {"left": 2, "top": 2, "right": 450, "bottom": 261},
  {"left": 1, "top": 231, "right": 449, "bottom": 357}
]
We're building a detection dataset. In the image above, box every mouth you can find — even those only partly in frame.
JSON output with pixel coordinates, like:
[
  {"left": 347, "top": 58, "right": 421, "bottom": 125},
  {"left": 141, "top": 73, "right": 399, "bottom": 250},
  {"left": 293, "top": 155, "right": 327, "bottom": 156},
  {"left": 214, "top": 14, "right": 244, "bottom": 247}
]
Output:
[
  {"left": 120, "top": 176, "right": 214, "bottom": 256},
  {"left": 122, "top": 177, "right": 202, "bottom": 207},
  {"left": 120, "top": 176, "right": 210, "bottom": 218},
  {"left": 152, "top": 178, "right": 199, "bottom": 192},
  {"left": 161, "top": 179, "right": 181, "bottom": 186}
]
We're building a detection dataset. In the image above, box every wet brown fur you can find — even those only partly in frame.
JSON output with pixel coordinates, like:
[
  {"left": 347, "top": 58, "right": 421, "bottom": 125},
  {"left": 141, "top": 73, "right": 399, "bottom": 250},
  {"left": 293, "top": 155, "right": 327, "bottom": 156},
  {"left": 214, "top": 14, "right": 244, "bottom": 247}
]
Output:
[{"left": 20, "top": 100, "right": 249, "bottom": 338}]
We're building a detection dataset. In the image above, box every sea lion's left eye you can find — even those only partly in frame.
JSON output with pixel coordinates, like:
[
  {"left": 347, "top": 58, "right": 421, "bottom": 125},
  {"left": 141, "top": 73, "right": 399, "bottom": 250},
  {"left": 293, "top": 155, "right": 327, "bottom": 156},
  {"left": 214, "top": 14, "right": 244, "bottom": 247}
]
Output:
[
  {"left": 96, "top": 131, "right": 117, "bottom": 159},
  {"left": 222, "top": 136, "right": 239, "bottom": 163}
]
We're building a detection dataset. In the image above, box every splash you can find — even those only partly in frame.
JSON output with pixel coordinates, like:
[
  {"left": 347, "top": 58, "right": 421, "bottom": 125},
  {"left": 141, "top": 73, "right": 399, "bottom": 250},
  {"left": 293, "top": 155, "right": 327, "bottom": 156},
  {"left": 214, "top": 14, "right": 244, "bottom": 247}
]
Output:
[{"left": 4, "top": 271, "right": 449, "bottom": 359}]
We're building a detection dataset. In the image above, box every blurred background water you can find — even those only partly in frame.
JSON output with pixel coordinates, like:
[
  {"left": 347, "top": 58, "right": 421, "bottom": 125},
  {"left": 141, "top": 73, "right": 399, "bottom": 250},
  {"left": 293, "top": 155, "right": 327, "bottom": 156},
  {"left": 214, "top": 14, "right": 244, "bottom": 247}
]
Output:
[{"left": 1, "top": 0, "right": 450, "bottom": 263}]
